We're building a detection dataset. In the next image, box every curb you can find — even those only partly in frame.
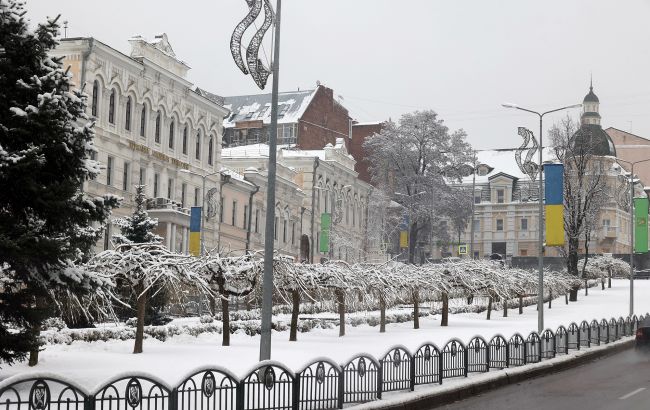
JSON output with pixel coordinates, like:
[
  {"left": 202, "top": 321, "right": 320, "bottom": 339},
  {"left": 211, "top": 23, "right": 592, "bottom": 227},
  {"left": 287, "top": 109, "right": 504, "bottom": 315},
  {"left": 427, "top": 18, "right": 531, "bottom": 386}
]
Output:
[{"left": 354, "top": 337, "right": 634, "bottom": 410}]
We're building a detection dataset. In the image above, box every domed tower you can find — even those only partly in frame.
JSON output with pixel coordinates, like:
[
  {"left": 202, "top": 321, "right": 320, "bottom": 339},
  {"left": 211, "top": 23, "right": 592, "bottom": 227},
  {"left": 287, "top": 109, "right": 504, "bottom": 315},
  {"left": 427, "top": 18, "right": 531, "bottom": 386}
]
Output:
[{"left": 572, "top": 81, "right": 616, "bottom": 156}]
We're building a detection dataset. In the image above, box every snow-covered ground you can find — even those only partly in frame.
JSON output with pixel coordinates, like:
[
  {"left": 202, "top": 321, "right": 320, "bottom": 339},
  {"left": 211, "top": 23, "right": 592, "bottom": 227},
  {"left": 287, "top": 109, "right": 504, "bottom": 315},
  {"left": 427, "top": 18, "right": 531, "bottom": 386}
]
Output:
[{"left": 1, "top": 279, "right": 647, "bottom": 391}]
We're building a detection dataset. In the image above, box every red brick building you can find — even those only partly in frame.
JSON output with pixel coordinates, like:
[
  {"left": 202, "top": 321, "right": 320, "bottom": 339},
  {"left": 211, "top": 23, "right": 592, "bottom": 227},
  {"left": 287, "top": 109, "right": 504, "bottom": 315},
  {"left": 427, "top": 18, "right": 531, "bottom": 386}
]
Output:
[
  {"left": 216, "top": 85, "right": 353, "bottom": 151},
  {"left": 351, "top": 122, "right": 385, "bottom": 184}
]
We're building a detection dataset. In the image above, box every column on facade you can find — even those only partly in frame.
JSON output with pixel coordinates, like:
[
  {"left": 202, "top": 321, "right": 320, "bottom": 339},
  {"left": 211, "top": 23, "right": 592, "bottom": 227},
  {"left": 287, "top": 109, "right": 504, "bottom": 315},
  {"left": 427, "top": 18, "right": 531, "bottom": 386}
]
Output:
[
  {"left": 182, "top": 226, "right": 188, "bottom": 255},
  {"left": 170, "top": 223, "right": 177, "bottom": 253},
  {"left": 166, "top": 222, "right": 172, "bottom": 249}
]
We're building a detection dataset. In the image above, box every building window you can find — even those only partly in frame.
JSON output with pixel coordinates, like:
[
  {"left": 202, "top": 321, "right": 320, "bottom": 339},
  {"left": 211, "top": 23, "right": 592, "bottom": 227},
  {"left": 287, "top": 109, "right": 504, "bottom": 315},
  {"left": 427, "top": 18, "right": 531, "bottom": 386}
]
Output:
[
  {"left": 497, "top": 189, "right": 504, "bottom": 204},
  {"left": 244, "top": 205, "right": 249, "bottom": 230},
  {"left": 521, "top": 218, "right": 528, "bottom": 231},
  {"left": 181, "top": 183, "right": 186, "bottom": 209},
  {"left": 473, "top": 219, "right": 480, "bottom": 231},
  {"left": 140, "top": 105, "right": 146, "bottom": 137},
  {"left": 154, "top": 173, "right": 159, "bottom": 197},
  {"left": 169, "top": 121, "right": 175, "bottom": 149},
  {"left": 292, "top": 222, "right": 296, "bottom": 245},
  {"left": 122, "top": 161, "right": 129, "bottom": 191},
  {"left": 520, "top": 249, "right": 528, "bottom": 256},
  {"left": 274, "top": 217, "right": 278, "bottom": 240},
  {"left": 89, "top": 150, "right": 97, "bottom": 180},
  {"left": 255, "top": 209, "right": 260, "bottom": 233},
  {"left": 92, "top": 80, "right": 99, "bottom": 117},
  {"left": 139, "top": 167, "right": 145, "bottom": 186},
  {"left": 195, "top": 131, "right": 201, "bottom": 160},
  {"left": 108, "top": 89, "right": 116, "bottom": 124},
  {"left": 352, "top": 205, "right": 356, "bottom": 226},
  {"left": 194, "top": 187, "right": 200, "bottom": 207},
  {"left": 155, "top": 112, "right": 161, "bottom": 143},
  {"left": 231, "top": 201, "right": 237, "bottom": 226},
  {"left": 283, "top": 218, "right": 287, "bottom": 243},
  {"left": 125, "top": 97, "right": 132, "bottom": 131},
  {"left": 208, "top": 136, "right": 214, "bottom": 165},
  {"left": 496, "top": 219, "right": 503, "bottom": 231},
  {"left": 474, "top": 193, "right": 481, "bottom": 204},
  {"left": 106, "top": 156, "right": 113, "bottom": 186},
  {"left": 182, "top": 126, "right": 188, "bottom": 154},
  {"left": 219, "top": 196, "right": 224, "bottom": 222},
  {"left": 167, "top": 178, "right": 173, "bottom": 200}
]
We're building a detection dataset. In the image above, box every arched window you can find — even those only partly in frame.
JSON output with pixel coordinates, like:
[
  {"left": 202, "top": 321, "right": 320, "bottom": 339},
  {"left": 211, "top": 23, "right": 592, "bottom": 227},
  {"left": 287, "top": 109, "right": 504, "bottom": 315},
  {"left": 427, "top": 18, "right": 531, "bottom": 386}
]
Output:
[
  {"left": 195, "top": 130, "right": 201, "bottom": 160},
  {"left": 208, "top": 136, "right": 214, "bottom": 165},
  {"left": 155, "top": 111, "right": 161, "bottom": 143},
  {"left": 140, "top": 105, "right": 146, "bottom": 137},
  {"left": 91, "top": 80, "right": 99, "bottom": 117},
  {"left": 168, "top": 120, "right": 175, "bottom": 149},
  {"left": 125, "top": 96, "right": 132, "bottom": 131},
  {"left": 108, "top": 89, "right": 116, "bottom": 124},
  {"left": 182, "top": 126, "right": 188, "bottom": 154}
]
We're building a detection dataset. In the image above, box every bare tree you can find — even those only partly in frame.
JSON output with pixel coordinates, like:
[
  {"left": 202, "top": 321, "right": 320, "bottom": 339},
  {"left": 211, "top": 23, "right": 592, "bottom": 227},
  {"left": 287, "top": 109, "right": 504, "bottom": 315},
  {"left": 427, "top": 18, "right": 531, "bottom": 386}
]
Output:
[
  {"left": 549, "top": 116, "right": 610, "bottom": 301},
  {"left": 364, "top": 111, "right": 474, "bottom": 263}
]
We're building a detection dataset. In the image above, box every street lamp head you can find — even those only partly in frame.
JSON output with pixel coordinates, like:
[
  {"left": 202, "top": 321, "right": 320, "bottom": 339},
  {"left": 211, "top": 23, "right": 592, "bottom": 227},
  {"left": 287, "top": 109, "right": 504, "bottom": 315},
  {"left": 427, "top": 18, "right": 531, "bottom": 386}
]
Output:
[
  {"left": 566, "top": 103, "right": 583, "bottom": 109},
  {"left": 501, "top": 102, "right": 519, "bottom": 109}
]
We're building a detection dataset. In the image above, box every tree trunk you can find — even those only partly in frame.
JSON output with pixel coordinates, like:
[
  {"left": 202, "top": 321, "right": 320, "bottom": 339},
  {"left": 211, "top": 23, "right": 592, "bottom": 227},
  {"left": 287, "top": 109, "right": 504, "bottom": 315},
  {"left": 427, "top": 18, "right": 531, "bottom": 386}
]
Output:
[
  {"left": 336, "top": 289, "right": 345, "bottom": 337},
  {"left": 467, "top": 295, "right": 473, "bottom": 305},
  {"left": 601, "top": 278, "right": 605, "bottom": 290},
  {"left": 209, "top": 295, "right": 216, "bottom": 316},
  {"left": 567, "top": 236, "right": 579, "bottom": 302},
  {"left": 28, "top": 323, "right": 41, "bottom": 366},
  {"left": 133, "top": 282, "right": 147, "bottom": 354},
  {"left": 413, "top": 290, "right": 420, "bottom": 329},
  {"left": 221, "top": 296, "right": 230, "bottom": 346},
  {"left": 441, "top": 292, "right": 449, "bottom": 326},
  {"left": 548, "top": 290, "right": 552, "bottom": 309},
  {"left": 486, "top": 296, "right": 492, "bottom": 320},
  {"left": 565, "top": 292, "right": 569, "bottom": 304},
  {"left": 379, "top": 296, "right": 386, "bottom": 333},
  {"left": 289, "top": 289, "right": 300, "bottom": 341},
  {"left": 608, "top": 271, "right": 612, "bottom": 288},
  {"left": 584, "top": 279, "right": 588, "bottom": 296},
  {"left": 408, "top": 222, "right": 419, "bottom": 264},
  {"left": 518, "top": 295, "right": 523, "bottom": 314},
  {"left": 503, "top": 297, "right": 508, "bottom": 317}
]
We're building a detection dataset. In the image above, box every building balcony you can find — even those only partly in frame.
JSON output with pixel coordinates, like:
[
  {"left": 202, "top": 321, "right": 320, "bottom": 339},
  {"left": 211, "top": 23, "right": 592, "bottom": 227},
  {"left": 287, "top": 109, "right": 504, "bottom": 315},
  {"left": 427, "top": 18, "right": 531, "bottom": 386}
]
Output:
[{"left": 146, "top": 197, "right": 191, "bottom": 226}]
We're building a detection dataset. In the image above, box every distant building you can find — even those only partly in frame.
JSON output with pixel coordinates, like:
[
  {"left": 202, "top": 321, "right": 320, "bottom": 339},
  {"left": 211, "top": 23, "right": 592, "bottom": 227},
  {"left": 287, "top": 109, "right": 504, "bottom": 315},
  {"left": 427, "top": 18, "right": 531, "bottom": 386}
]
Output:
[
  {"left": 350, "top": 122, "right": 385, "bottom": 184},
  {"left": 221, "top": 85, "right": 353, "bottom": 151},
  {"left": 51, "top": 34, "right": 229, "bottom": 253}
]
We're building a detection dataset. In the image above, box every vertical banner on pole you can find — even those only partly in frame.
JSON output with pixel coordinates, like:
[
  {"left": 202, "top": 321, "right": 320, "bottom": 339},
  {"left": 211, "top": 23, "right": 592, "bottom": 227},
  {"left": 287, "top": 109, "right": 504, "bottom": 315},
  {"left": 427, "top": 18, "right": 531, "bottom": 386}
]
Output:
[
  {"left": 400, "top": 231, "right": 409, "bottom": 248},
  {"left": 544, "top": 164, "right": 565, "bottom": 246},
  {"left": 320, "top": 213, "right": 331, "bottom": 253},
  {"left": 189, "top": 206, "right": 202, "bottom": 256},
  {"left": 634, "top": 197, "right": 649, "bottom": 253}
]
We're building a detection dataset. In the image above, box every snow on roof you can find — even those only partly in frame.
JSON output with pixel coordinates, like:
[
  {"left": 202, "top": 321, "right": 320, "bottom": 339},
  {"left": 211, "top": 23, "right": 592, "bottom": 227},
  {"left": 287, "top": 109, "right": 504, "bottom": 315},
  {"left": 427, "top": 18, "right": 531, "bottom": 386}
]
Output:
[
  {"left": 223, "top": 89, "right": 316, "bottom": 127},
  {"left": 195, "top": 87, "right": 225, "bottom": 107},
  {"left": 221, "top": 143, "right": 327, "bottom": 161},
  {"left": 460, "top": 148, "right": 557, "bottom": 184},
  {"left": 220, "top": 166, "right": 254, "bottom": 186}
]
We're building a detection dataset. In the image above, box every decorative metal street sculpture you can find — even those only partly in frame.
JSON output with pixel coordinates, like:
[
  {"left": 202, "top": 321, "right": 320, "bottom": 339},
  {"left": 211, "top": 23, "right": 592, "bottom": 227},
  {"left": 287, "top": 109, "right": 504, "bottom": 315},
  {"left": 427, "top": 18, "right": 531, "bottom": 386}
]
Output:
[
  {"left": 230, "top": 0, "right": 274, "bottom": 90},
  {"left": 515, "top": 126, "right": 539, "bottom": 180},
  {"left": 206, "top": 187, "right": 219, "bottom": 219}
]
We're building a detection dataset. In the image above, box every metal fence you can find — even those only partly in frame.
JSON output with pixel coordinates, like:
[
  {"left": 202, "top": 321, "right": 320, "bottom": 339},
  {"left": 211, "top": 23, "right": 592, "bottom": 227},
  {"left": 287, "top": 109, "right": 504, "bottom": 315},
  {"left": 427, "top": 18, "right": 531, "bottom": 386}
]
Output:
[{"left": 1, "top": 313, "right": 646, "bottom": 410}]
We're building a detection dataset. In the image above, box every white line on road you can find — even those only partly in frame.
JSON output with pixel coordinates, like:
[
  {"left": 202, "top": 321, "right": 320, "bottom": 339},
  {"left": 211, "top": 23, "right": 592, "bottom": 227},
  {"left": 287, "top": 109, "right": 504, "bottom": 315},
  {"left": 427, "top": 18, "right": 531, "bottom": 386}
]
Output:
[{"left": 619, "top": 388, "right": 646, "bottom": 400}]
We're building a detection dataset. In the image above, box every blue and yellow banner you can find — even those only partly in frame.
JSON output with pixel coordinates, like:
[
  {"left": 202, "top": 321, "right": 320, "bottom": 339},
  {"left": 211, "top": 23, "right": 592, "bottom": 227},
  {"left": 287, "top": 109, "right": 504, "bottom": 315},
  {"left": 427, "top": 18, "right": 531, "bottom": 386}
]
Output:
[
  {"left": 634, "top": 197, "right": 649, "bottom": 253},
  {"left": 189, "top": 206, "right": 202, "bottom": 256},
  {"left": 544, "top": 164, "right": 564, "bottom": 246}
]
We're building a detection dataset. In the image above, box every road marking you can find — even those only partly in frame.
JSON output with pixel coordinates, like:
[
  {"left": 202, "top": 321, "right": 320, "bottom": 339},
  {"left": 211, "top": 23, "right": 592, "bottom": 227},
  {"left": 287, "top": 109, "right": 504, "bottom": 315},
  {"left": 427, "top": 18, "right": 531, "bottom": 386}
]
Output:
[{"left": 619, "top": 388, "right": 646, "bottom": 400}]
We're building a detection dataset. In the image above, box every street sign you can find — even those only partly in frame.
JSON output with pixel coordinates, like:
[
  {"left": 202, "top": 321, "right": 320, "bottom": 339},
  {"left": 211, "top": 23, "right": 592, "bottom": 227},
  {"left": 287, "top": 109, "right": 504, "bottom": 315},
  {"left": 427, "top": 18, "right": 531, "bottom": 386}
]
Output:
[{"left": 458, "top": 244, "right": 468, "bottom": 255}]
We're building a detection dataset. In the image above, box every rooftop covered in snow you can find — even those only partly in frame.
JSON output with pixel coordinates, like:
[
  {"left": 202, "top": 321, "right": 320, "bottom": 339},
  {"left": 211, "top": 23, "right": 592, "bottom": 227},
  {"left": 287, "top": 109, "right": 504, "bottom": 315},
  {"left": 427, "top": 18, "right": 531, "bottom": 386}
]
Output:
[{"left": 223, "top": 89, "right": 316, "bottom": 128}]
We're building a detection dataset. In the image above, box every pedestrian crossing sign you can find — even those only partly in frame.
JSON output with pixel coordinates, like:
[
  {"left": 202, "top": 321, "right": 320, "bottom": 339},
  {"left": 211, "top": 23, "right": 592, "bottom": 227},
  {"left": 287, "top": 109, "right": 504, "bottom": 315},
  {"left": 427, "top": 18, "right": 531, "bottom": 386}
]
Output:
[{"left": 458, "top": 244, "right": 468, "bottom": 255}]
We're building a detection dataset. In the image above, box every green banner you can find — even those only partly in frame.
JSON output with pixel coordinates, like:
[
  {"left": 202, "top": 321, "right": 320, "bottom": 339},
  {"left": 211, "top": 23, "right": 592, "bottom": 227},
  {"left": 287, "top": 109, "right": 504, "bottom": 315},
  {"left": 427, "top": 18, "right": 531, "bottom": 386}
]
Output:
[
  {"left": 635, "top": 197, "right": 649, "bottom": 253},
  {"left": 320, "top": 213, "right": 331, "bottom": 253}
]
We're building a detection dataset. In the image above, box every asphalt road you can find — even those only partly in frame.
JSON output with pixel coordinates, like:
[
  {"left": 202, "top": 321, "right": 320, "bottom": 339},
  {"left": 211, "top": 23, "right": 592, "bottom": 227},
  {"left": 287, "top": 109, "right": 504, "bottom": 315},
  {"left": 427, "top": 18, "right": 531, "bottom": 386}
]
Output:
[{"left": 440, "top": 348, "right": 650, "bottom": 410}]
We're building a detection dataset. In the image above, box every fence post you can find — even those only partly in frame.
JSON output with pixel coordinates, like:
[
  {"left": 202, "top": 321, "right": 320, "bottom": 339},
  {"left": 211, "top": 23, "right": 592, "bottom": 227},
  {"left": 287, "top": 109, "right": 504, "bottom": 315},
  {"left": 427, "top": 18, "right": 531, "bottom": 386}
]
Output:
[
  {"left": 485, "top": 342, "right": 490, "bottom": 372},
  {"left": 438, "top": 350, "right": 443, "bottom": 385},
  {"left": 337, "top": 368, "right": 345, "bottom": 409},
  {"left": 236, "top": 380, "right": 245, "bottom": 410},
  {"left": 463, "top": 347, "right": 468, "bottom": 377},
  {"left": 84, "top": 394, "right": 95, "bottom": 410},
  {"left": 505, "top": 340, "right": 510, "bottom": 368},
  {"left": 292, "top": 373, "right": 300, "bottom": 410},
  {"left": 170, "top": 387, "right": 178, "bottom": 410},
  {"left": 409, "top": 354, "right": 415, "bottom": 391},
  {"left": 377, "top": 363, "right": 383, "bottom": 400},
  {"left": 523, "top": 341, "right": 528, "bottom": 365}
]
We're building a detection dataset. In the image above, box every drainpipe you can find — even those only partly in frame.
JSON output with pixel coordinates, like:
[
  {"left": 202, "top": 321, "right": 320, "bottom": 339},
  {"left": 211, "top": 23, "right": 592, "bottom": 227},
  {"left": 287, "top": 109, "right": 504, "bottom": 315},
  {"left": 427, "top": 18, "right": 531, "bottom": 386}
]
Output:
[
  {"left": 245, "top": 179, "right": 259, "bottom": 253},
  {"left": 217, "top": 173, "right": 231, "bottom": 253},
  {"left": 309, "top": 157, "right": 320, "bottom": 263}
]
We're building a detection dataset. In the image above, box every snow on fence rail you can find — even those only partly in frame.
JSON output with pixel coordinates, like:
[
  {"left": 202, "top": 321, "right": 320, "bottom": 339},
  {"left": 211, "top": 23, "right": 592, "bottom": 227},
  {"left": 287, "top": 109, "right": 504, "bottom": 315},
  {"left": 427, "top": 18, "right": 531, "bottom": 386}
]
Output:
[{"left": 1, "top": 313, "right": 646, "bottom": 410}]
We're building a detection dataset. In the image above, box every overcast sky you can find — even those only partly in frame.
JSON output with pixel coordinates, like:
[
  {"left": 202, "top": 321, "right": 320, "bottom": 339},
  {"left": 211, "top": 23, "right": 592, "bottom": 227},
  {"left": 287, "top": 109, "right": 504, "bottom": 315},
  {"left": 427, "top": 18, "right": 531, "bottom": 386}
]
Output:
[{"left": 24, "top": 0, "right": 650, "bottom": 150}]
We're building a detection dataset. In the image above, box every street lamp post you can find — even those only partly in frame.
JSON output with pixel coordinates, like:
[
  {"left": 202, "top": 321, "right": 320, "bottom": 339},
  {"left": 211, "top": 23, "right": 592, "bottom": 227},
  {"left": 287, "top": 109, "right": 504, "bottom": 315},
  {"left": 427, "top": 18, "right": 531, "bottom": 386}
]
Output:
[
  {"left": 180, "top": 169, "right": 219, "bottom": 255},
  {"left": 502, "top": 102, "right": 581, "bottom": 333},
  {"left": 615, "top": 158, "right": 650, "bottom": 316}
]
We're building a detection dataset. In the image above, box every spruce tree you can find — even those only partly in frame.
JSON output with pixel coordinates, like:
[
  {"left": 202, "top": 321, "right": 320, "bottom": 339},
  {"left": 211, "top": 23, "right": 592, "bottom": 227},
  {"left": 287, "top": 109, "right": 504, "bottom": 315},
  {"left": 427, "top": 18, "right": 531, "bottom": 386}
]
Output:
[{"left": 0, "top": 1, "right": 119, "bottom": 366}]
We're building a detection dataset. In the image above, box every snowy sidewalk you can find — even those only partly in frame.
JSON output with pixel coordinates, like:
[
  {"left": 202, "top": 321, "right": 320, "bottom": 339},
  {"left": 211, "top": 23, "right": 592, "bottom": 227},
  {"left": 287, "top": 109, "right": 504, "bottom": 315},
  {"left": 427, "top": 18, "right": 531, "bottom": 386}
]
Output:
[{"left": 1, "top": 279, "right": 647, "bottom": 391}]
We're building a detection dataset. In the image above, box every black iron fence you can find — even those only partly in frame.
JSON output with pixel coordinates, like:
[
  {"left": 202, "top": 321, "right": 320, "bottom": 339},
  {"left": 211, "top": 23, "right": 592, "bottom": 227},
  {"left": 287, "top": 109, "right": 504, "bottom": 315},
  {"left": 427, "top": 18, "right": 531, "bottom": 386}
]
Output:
[{"left": 1, "top": 313, "right": 646, "bottom": 410}]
